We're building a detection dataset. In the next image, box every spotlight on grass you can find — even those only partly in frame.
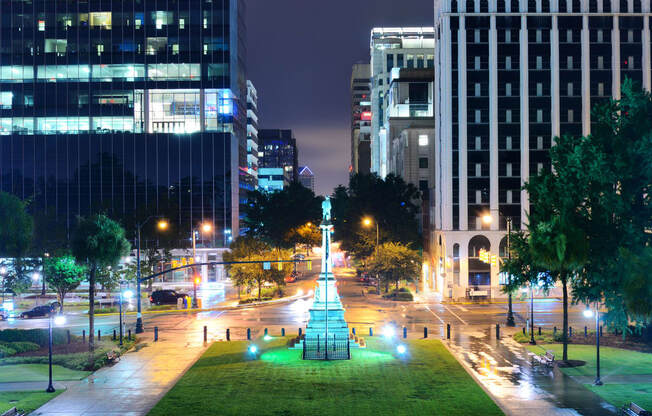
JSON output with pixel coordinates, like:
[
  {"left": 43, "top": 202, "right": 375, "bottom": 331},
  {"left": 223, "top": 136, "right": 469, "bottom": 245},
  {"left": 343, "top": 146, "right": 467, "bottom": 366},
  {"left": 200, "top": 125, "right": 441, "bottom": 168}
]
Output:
[
  {"left": 263, "top": 335, "right": 272, "bottom": 341},
  {"left": 396, "top": 344, "right": 407, "bottom": 355},
  {"left": 248, "top": 345, "right": 258, "bottom": 354},
  {"left": 382, "top": 325, "right": 396, "bottom": 339}
]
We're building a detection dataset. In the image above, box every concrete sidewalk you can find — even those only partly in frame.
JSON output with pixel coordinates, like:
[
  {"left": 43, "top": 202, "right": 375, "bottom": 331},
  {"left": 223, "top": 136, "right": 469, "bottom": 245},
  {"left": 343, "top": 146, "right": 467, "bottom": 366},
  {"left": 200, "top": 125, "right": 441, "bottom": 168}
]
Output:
[{"left": 31, "top": 328, "right": 208, "bottom": 416}]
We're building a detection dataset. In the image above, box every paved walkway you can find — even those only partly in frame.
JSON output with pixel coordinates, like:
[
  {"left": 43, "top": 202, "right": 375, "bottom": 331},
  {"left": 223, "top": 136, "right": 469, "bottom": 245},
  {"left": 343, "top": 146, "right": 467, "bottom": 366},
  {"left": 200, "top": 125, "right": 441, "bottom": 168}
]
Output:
[
  {"left": 0, "top": 381, "right": 77, "bottom": 392},
  {"left": 31, "top": 327, "right": 208, "bottom": 416},
  {"left": 444, "top": 326, "right": 619, "bottom": 415}
]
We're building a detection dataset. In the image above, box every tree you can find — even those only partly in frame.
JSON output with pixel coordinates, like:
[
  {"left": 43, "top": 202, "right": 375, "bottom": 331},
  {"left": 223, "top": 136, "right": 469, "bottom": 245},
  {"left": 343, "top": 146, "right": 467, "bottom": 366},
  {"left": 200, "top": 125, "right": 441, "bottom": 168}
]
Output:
[
  {"left": 331, "top": 174, "right": 421, "bottom": 261},
  {"left": 243, "top": 182, "right": 322, "bottom": 249},
  {"left": 71, "top": 214, "right": 130, "bottom": 355},
  {"left": 0, "top": 192, "right": 35, "bottom": 295},
  {"left": 44, "top": 255, "right": 86, "bottom": 313},
  {"left": 369, "top": 242, "right": 421, "bottom": 292},
  {"left": 285, "top": 222, "right": 321, "bottom": 253}
]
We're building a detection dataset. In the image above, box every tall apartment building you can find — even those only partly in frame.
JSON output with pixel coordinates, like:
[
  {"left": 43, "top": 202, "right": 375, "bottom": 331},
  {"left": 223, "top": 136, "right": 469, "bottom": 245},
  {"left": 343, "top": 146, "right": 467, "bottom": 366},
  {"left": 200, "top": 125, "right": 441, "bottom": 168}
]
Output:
[
  {"left": 246, "top": 80, "right": 259, "bottom": 183},
  {"left": 370, "top": 27, "right": 435, "bottom": 177},
  {"left": 350, "top": 63, "right": 371, "bottom": 175},
  {"left": 430, "top": 0, "right": 652, "bottom": 299},
  {"left": 0, "top": 0, "right": 248, "bottom": 246},
  {"left": 298, "top": 165, "right": 315, "bottom": 193},
  {"left": 258, "top": 129, "right": 298, "bottom": 182}
]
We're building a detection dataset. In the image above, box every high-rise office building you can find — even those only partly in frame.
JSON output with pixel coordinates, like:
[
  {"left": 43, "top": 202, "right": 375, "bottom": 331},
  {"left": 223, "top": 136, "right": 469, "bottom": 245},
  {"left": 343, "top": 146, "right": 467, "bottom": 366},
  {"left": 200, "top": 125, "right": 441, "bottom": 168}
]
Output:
[
  {"left": 350, "top": 63, "right": 371, "bottom": 175},
  {"left": 258, "top": 129, "right": 298, "bottom": 182},
  {"left": 246, "top": 80, "right": 259, "bottom": 183},
  {"left": 370, "top": 27, "right": 435, "bottom": 177},
  {"left": 0, "top": 0, "right": 248, "bottom": 246},
  {"left": 298, "top": 165, "right": 315, "bottom": 193},
  {"left": 430, "top": 0, "right": 652, "bottom": 299}
]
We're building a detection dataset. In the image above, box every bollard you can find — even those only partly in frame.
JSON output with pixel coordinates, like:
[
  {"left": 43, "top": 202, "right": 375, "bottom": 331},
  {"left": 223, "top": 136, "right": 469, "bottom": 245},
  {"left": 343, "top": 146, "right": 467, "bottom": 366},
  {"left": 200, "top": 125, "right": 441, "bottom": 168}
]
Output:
[
  {"left": 98, "top": 330, "right": 101, "bottom": 341},
  {"left": 538, "top": 327, "right": 542, "bottom": 336},
  {"left": 154, "top": 326, "right": 158, "bottom": 342},
  {"left": 403, "top": 327, "right": 407, "bottom": 339},
  {"left": 67, "top": 330, "right": 71, "bottom": 344},
  {"left": 369, "top": 327, "right": 373, "bottom": 337},
  {"left": 496, "top": 324, "right": 500, "bottom": 339},
  {"left": 352, "top": 328, "right": 356, "bottom": 335},
  {"left": 600, "top": 325, "right": 603, "bottom": 336},
  {"left": 203, "top": 326, "right": 207, "bottom": 343},
  {"left": 446, "top": 324, "right": 451, "bottom": 340},
  {"left": 298, "top": 328, "right": 302, "bottom": 337},
  {"left": 424, "top": 326, "right": 428, "bottom": 338},
  {"left": 226, "top": 328, "right": 230, "bottom": 341},
  {"left": 569, "top": 327, "right": 573, "bottom": 337},
  {"left": 264, "top": 328, "right": 268, "bottom": 336},
  {"left": 585, "top": 326, "right": 588, "bottom": 336},
  {"left": 247, "top": 328, "right": 251, "bottom": 340},
  {"left": 82, "top": 330, "right": 86, "bottom": 343},
  {"left": 113, "top": 329, "right": 116, "bottom": 341},
  {"left": 281, "top": 328, "right": 285, "bottom": 337},
  {"left": 554, "top": 326, "right": 557, "bottom": 336},
  {"left": 128, "top": 329, "right": 132, "bottom": 340},
  {"left": 523, "top": 327, "right": 526, "bottom": 335}
]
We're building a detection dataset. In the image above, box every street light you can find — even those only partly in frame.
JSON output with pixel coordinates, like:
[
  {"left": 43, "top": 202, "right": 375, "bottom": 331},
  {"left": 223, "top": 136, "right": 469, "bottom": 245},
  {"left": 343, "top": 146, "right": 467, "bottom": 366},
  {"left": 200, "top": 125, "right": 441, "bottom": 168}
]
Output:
[
  {"left": 482, "top": 213, "right": 515, "bottom": 327},
  {"left": 529, "top": 281, "right": 536, "bottom": 345},
  {"left": 119, "top": 281, "right": 133, "bottom": 346},
  {"left": 192, "top": 276, "right": 200, "bottom": 308},
  {"left": 584, "top": 304, "right": 603, "bottom": 386},
  {"left": 135, "top": 217, "right": 169, "bottom": 334},
  {"left": 362, "top": 217, "right": 380, "bottom": 294},
  {"left": 191, "top": 222, "right": 213, "bottom": 308},
  {"left": 47, "top": 314, "right": 66, "bottom": 393}
]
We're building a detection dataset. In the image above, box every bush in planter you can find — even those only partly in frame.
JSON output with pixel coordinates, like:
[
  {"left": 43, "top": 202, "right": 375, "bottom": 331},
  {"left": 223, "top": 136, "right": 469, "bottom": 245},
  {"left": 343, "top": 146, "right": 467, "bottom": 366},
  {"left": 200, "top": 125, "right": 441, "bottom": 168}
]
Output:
[
  {"left": 0, "top": 329, "right": 69, "bottom": 347},
  {"left": 9, "top": 341, "right": 40, "bottom": 353},
  {"left": 0, "top": 344, "right": 17, "bottom": 358}
]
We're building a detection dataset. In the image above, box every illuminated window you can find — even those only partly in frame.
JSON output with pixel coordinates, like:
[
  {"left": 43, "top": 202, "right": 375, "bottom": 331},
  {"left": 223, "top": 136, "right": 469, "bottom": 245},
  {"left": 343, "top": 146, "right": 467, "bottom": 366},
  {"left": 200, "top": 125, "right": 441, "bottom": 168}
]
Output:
[
  {"left": 203, "top": 18, "right": 208, "bottom": 29},
  {"left": 179, "top": 18, "right": 185, "bottom": 29},
  {"left": 156, "top": 18, "right": 163, "bottom": 29},
  {"left": 147, "top": 90, "right": 201, "bottom": 134},
  {"left": 203, "top": 44, "right": 208, "bottom": 55},
  {"left": 418, "top": 134, "right": 428, "bottom": 146},
  {"left": 45, "top": 39, "right": 67, "bottom": 55},
  {"left": 38, "top": 20, "right": 45, "bottom": 31},
  {"left": 0, "top": 92, "right": 12, "bottom": 109},
  {"left": 146, "top": 37, "right": 167, "bottom": 55},
  {"left": 97, "top": 44, "right": 104, "bottom": 56},
  {"left": 172, "top": 44, "right": 179, "bottom": 55},
  {"left": 90, "top": 12, "right": 111, "bottom": 29},
  {"left": 135, "top": 19, "right": 142, "bottom": 29}
]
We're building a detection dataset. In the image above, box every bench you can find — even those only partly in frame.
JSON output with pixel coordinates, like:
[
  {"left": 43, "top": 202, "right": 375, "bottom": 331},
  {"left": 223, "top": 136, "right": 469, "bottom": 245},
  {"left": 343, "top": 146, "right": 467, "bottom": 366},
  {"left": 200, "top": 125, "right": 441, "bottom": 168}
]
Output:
[
  {"left": 532, "top": 350, "right": 555, "bottom": 368},
  {"left": 621, "top": 402, "right": 651, "bottom": 416},
  {"left": 106, "top": 350, "right": 120, "bottom": 364}
]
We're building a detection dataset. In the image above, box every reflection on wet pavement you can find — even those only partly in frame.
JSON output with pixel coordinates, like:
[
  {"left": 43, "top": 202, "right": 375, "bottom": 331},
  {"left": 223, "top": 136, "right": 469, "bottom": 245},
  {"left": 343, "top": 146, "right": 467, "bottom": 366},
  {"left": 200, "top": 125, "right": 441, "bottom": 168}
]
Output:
[{"left": 446, "top": 326, "right": 618, "bottom": 415}]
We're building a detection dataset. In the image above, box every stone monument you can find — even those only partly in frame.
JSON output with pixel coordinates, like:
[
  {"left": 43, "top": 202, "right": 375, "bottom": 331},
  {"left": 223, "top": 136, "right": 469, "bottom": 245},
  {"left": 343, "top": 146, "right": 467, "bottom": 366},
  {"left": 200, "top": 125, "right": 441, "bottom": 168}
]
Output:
[{"left": 296, "top": 196, "right": 358, "bottom": 359}]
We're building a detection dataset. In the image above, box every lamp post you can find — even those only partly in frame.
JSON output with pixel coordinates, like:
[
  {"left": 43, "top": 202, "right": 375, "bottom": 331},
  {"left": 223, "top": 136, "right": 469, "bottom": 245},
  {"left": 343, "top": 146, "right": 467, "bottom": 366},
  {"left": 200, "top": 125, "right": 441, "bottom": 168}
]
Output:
[
  {"left": 0, "top": 266, "right": 6, "bottom": 303},
  {"left": 135, "top": 217, "right": 168, "bottom": 334},
  {"left": 362, "top": 217, "right": 380, "bottom": 294},
  {"left": 584, "top": 305, "right": 602, "bottom": 385},
  {"left": 47, "top": 314, "right": 66, "bottom": 393},
  {"left": 191, "top": 223, "right": 212, "bottom": 309},
  {"left": 529, "top": 281, "right": 536, "bottom": 345},
  {"left": 482, "top": 213, "right": 515, "bottom": 327}
]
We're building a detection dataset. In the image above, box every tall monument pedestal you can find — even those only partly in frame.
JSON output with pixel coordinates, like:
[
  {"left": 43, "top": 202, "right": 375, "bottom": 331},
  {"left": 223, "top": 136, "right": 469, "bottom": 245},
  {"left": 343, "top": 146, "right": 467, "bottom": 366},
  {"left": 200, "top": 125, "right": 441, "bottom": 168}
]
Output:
[{"left": 295, "top": 198, "right": 359, "bottom": 360}]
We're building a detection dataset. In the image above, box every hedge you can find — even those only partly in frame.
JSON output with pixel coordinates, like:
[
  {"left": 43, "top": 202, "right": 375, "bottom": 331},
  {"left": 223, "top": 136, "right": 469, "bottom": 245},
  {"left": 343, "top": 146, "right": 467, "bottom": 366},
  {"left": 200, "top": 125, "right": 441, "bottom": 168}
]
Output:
[{"left": 0, "top": 329, "right": 71, "bottom": 347}]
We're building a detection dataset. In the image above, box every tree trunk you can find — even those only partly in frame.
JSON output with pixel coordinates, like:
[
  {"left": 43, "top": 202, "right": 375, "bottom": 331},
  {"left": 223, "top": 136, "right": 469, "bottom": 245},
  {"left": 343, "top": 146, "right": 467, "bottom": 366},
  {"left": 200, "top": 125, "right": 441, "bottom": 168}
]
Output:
[
  {"left": 258, "top": 279, "right": 262, "bottom": 301},
  {"left": 88, "top": 265, "right": 96, "bottom": 358},
  {"left": 396, "top": 279, "right": 400, "bottom": 291},
  {"left": 58, "top": 290, "right": 65, "bottom": 313},
  {"left": 562, "top": 277, "right": 569, "bottom": 361}
]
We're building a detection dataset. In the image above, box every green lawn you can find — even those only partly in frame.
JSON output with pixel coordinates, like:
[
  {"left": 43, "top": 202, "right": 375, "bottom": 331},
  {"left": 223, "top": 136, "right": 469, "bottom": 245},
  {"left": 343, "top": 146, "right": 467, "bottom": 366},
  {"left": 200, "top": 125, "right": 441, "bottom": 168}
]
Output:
[
  {"left": 528, "top": 344, "right": 652, "bottom": 409},
  {"left": 0, "top": 390, "right": 62, "bottom": 414},
  {"left": 148, "top": 338, "right": 503, "bottom": 416},
  {"left": 0, "top": 364, "right": 90, "bottom": 383}
]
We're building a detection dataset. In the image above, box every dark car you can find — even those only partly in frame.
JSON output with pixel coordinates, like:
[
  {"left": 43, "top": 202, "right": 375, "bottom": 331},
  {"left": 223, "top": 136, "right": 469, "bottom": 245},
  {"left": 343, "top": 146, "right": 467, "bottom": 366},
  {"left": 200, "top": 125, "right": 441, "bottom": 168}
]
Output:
[
  {"left": 20, "top": 305, "right": 55, "bottom": 319},
  {"left": 0, "top": 307, "right": 8, "bottom": 321},
  {"left": 149, "top": 290, "right": 187, "bottom": 305}
]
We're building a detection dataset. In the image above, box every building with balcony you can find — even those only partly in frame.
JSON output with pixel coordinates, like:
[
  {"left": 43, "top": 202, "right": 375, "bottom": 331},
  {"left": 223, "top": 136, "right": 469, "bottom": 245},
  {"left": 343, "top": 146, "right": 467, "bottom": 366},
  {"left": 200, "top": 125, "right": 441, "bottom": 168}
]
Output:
[
  {"left": 246, "top": 80, "right": 259, "bottom": 183},
  {"left": 258, "top": 129, "right": 298, "bottom": 183},
  {"left": 350, "top": 63, "right": 371, "bottom": 175},
  {"left": 370, "top": 27, "right": 435, "bottom": 177},
  {"left": 430, "top": 0, "right": 652, "bottom": 299},
  {"left": 0, "top": 0, "right": 249, "bottom": 247},
  {"left": 258, "top": 167, "right": 290, "bottom": 193}
]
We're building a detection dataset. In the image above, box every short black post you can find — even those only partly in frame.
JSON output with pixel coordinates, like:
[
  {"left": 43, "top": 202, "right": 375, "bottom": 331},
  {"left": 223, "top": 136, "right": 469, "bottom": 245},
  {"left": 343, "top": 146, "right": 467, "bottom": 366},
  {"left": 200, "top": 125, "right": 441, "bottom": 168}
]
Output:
[
  {"left": 247, "top": 328, "right": 251, "bottom": 340},
  {"left": 226, "top": 328, "right": 230, "bottom": 341},
  {"left": 298, "top": 328, "right": 302, "bottom": 337},
  {"left": 67, "top": 330, "right": 71, "bottom": 344},
  {"left": 496, "top": 324, "right": 500, "bottom": 339},
  {"left": 113, "top": 329, "right": 116, "bottom": 341},
  {"left": 82, "top": 330, "right": 86, "bottom": 343},
  {"left": 403, "top": 327, "right": 407, "bottom": 339},
  {"left": 98, "top": 330, "right": 101, "bottom": 341},
  {"left": 264, "top": 328, "right": 268, "bottom": 336},
  {"left": 154, "top": 326, "right": 158, "bottom": 342},
  {"left": 281, "top": 328, "right": 285, "bottom": 337},
  {"left": 569, "top": 327, "right": 573, "bottom": 337},
  {"left": 424, "top": 326, "right": 428, "bottom": 338},
  {"left": 538, "top": 327, "right": 542, "bottom": 336},
  {"left": 600, "top": 325, "right": 603, "bottom": 336},
  {"left": 554, "top": 326, "right": 557, "bottom": 336},
  {"left": 128, "top": 329, "right": 131, "bottom": 340},
  {"left": 523, "top": 327, "right": 526, "bottom": 335},
  {"left": 369, "top": 327, "right": 373, "bottom": 336},
  {"left": 352, "top": 328, "right": 356, "bottom": 335},
  {"left": 584, "top": 326, "right": 588, "bottom": 337},
  {"left": 203, "top": 326, "right": 207, "bottom": 343},
  {"left": 446, "top": 324, "right": 451, "bottom": 339}
]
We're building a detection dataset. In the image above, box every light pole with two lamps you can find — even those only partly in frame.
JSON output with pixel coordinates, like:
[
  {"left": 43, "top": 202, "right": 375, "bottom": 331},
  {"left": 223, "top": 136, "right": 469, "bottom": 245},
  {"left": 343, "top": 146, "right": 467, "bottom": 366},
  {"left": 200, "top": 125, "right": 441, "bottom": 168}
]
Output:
[
  {"left": 191, "top": 223, "right": 212, "bottom": 308},
  {"left": 47, "top": 314, "right": 66, "bottom": 393},
  {"left": 135, "top": 217, "right": 169, "bottom": 334},
  {"left": 584, "top": 304, "right": 603, "bottom": 385}
]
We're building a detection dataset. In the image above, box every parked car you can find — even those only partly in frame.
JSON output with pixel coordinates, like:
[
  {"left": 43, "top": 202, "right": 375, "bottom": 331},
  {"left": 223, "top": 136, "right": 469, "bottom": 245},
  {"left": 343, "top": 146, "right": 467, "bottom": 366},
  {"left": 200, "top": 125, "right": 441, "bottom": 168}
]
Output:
[
  {"left": 0, "top": 307, "right": 8, "bottom": 321},
  {"left": 20, "top": 305, "right": 55, "bottom": 319},
  {"left": 284, "top": 275, "right": 296, "bottom": 284},
  {"left": 291, "top": 253, "right": 306, "bottom": 260},
  {"left": 149, "top": 290, "right": 187, "bottom": 305}
]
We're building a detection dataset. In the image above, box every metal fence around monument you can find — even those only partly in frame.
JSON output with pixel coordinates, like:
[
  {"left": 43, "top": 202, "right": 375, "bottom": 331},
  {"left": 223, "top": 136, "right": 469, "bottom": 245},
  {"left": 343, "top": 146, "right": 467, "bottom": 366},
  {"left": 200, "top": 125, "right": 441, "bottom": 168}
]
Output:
[{"left": 302, "top": 335, "right": 350, "bottom": 360}]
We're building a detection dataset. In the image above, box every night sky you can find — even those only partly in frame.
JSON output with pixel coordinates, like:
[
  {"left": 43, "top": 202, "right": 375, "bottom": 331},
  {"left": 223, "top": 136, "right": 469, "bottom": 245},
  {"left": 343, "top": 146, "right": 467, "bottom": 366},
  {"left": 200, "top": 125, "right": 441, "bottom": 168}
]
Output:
[{"left": 246, "top": 0, "right": 434, "bottom": 196}]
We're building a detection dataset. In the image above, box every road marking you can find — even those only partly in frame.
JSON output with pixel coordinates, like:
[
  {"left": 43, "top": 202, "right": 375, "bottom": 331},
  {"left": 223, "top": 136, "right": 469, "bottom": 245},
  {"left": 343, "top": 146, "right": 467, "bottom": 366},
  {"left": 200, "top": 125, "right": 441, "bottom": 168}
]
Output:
[
  {"left": 455, "top": 305, "right": 469, "bottom": 312},
  {"left": 423, "top": 305, "right": 445, "bottom": 324},
  {"left": 443, "top": 304, "right": 469, "bottom": 325}
]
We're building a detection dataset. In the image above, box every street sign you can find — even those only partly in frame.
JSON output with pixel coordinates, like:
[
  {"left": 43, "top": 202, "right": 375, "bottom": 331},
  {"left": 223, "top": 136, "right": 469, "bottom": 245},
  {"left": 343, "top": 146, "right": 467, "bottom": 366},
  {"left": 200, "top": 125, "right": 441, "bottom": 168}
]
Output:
[{"left": 263, "top": 262, "right": 271, "bottom": 270}]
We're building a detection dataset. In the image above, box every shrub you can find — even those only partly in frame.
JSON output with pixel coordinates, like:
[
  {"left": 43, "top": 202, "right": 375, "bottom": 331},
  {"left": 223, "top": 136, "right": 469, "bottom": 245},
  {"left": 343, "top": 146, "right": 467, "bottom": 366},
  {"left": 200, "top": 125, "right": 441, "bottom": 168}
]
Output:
[
  {"left": 0, "top": 344, "right": 17, "bottom": 358},
  {"left": 9, "top": 341, "right": 40, "bottom": 353},
  {"left": 93, "top": 307, "right": 118, "bottom": 314},
  {"left": 0, "top": 329, "right": 69, "bottom": 347},
  {"left": 238, "top": 297, "right": 273, "bottom": 305},
  {"left": 0, "top": 341, "right": 118, "bottom": 371},
  {"left": 382, "top": 289, "right": 414, "bottom": 301}
]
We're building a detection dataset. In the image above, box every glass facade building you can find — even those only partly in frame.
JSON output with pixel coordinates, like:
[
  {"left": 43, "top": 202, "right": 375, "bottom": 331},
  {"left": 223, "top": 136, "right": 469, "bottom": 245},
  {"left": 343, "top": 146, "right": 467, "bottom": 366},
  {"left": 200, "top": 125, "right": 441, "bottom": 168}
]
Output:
[{"left": 0, "top": 0, "right": 249, "bottom": 246}]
